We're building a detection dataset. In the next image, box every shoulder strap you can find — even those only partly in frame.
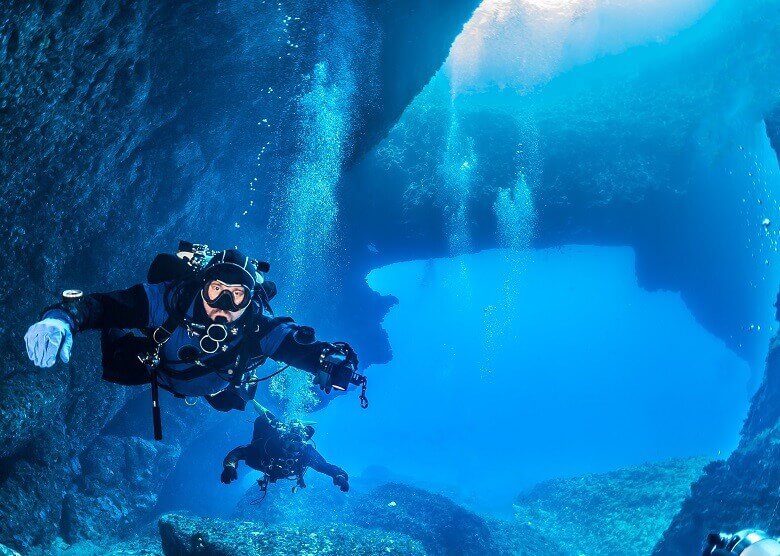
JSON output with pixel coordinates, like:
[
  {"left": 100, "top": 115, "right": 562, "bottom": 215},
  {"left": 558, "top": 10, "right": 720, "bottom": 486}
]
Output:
[
  {"left": 153, "top": 280, "right": 200, "bottom": 343},
  {"left": 156, "top": 362, "right": 221, "bottom": 382},
  {"left": 230, "top": 303, "right": 265, "bottom": 385}
]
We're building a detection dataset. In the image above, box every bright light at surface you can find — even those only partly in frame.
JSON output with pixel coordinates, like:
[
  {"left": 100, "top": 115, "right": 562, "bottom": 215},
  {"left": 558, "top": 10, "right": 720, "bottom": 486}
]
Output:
[{"left": 447, "top": 0, "right": 718, "bottom": 93}]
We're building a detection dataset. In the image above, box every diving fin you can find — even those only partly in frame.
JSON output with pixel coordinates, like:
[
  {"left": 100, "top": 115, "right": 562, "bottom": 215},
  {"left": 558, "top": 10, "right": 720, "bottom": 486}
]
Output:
[{"left": 250, "top": 399, "right": 272, "bottom": 417}]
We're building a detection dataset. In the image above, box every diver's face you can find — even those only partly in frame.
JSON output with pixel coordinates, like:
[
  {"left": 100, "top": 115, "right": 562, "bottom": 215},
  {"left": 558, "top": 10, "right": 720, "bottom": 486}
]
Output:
[
  {"left": 204, "top": 280, "right": 247, "bottom": 307},
  {"left": 201, "top": 280, "right": 250, "bottom": 322},
  {"left": 202, "top": 297, "right": 247, "bottom": 323}
]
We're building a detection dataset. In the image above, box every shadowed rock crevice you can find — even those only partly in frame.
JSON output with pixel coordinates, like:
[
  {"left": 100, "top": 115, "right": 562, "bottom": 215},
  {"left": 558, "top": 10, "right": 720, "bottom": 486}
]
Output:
[{"left": 653, "top": 328, "right": 780, "bottom": 555}]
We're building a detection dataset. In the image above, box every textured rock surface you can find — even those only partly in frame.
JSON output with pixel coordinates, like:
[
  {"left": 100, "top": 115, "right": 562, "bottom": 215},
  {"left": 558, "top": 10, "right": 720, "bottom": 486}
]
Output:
[
  {"left": 60, "top": 435, "right": 179, "bottom": 542},
  {"left": 234, "top": 479, "right": 567, "bottom": 555},
  {"left": 350, "top": 483, "right": 495, "bottom": 555},
  {"left": 0, "top": 422, "right": 72, "bottom": 549},
  {"left": 0, "top": 0, "right": 478, "bottom": 551},
  {"left": 58, "top": 389, "right": 228, "bottom": 543},
  {"left": 653, "top": 332, "right": 780, "bottom": 555},
  {"left": 158, "top": 513, "right": 426, "bottom": 556},
  {"left": 653, "top": 446, "right": 780, "bottom": 555},
  {"left": 513, "top": 457, "right": 710, "bottom": 556},
  {"left": 27, "top": 534, "right": 162, "bottom": 556},
  {"left": 485, "top": 519, "right": 568, "bottom": 556}
]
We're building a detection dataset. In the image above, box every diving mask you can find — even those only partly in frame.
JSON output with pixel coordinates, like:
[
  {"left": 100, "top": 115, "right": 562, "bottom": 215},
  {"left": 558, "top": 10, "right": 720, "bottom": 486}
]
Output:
[{"left": 202, "top": 280, "right": 251, "bottom": 312}]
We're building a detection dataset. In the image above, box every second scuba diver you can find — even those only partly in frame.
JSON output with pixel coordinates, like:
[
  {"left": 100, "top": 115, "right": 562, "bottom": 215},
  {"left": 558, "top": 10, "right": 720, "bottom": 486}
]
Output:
[
  {"left": 23, "top": 243, "right": 366, "bottom": 439},
  {"left": 221, "top": 400, "right": 349, "bottom": 495}
]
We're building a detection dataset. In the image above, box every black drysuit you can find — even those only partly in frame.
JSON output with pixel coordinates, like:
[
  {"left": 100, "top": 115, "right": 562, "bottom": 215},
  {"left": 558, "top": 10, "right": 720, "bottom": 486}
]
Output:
[
  {"left": 45, "top": 280, "right": 340, "bottom": 407},
  {"left": 222, "top": 410, "right": 348, "bottom": 491}
]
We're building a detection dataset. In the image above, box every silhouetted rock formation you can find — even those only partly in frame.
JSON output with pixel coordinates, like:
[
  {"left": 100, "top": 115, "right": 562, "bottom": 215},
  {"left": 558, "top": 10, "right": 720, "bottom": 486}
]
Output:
[{"left": 654, "top": 331, "right": 780, "bottom": 555}]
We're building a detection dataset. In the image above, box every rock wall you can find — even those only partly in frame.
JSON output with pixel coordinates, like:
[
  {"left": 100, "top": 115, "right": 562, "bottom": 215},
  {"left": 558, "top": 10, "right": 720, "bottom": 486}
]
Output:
[
  {"left": 653, "top": 330, "right": 780, "bottom": 555},
  {"left": 0, "top": 0, "right": 479, "bottom": 551}
]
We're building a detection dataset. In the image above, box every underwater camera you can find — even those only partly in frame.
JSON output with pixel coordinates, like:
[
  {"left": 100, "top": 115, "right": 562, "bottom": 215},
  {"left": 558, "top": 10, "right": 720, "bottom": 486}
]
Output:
[
  {"left": 321, "top": 342, "right": 360, "bottom": 391},
  {"left": 704, "top": 530, "right": 780, "bottom": 556},
  {"left": 320, "top": 342, "right": 368, "bottom": 399},
  {"left": 330, "top": 363, "right": 356, "bottom": 391}
]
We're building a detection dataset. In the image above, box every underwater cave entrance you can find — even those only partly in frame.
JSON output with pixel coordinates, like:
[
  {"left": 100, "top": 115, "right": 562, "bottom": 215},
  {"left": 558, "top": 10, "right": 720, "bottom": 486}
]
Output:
[{"left": 312, "top": 245, "right": 752, "bottom": 515}]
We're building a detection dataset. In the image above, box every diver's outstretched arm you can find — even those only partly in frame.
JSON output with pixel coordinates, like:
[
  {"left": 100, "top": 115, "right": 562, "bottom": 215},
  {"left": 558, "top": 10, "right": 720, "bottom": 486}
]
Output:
[
  {"left": 43, "top": 284, "right": 156, "bottom": 332},
  {"left": 221, "top": 445, "right": 248, "bottom": 484},
  {"left": 249, "top": 400, "right": 275, "bottom": 423},
  {"left": 25, "top": 283, "right": 169, "bottom": 368},
  {"left": 303, "top": 445, "right": 349, "bottom": 492},
  {"left": 266, "top": 327, "right": 357, "bottom": 394},
  {"left": 223, "top": 446, "right": 248, "bottom": 468},
  {"left": 250, "top": 402, "right": 279, "bottom": 442}
]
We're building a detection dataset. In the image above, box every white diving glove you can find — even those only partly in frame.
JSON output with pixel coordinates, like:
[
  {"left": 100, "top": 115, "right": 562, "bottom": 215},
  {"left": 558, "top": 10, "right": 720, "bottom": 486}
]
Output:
[{"left": 24, "top": 318, "right": 73, "bottom": 367}]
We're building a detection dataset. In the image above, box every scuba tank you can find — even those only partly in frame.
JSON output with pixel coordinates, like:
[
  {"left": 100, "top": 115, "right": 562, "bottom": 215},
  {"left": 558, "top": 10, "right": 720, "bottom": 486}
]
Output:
[{"left": 147, "top": 241, "right": 275, "bottom": 302}]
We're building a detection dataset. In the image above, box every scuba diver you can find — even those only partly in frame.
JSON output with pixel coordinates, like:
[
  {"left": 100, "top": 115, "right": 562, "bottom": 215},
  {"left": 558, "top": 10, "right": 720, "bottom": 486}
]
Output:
[
  {"left": 221, "top": 400, "right": 349, "bottom": 496},
  {"left": 704, "top": 530, "right": 780, "bottom": 556},
  {"left": 23, "top": 242, "right": 367, "bottom": 439}
]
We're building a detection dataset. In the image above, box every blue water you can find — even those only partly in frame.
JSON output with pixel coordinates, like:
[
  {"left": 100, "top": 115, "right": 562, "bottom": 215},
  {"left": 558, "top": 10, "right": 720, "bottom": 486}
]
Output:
[
  {"left": 313, "top": 246, "right": 750, "bottom": 514},
  {"left": 149, "top": 0, "right": 780, "bottom": 541},
  {"left": 203, "top": 0, "right": 780, "bottom": 519}
]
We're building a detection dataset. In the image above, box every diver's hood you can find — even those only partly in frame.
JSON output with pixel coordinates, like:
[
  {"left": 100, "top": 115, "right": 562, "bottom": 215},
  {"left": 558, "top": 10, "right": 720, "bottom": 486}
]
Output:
[{"left": 203, "top": 249, "right": 257, "bottom": 290}]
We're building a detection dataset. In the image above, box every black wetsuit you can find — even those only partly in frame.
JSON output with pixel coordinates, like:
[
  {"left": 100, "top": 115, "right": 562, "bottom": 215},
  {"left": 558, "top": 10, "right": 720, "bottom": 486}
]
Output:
[{"left": 223, "top": 411, "right": 348, "bottom": 490}]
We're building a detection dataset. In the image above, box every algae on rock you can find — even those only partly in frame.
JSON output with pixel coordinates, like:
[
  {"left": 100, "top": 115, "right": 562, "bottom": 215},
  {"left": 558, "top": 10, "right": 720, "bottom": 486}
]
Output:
[{"left": 514, "top": 457, "right": 710, "bottom": 556}]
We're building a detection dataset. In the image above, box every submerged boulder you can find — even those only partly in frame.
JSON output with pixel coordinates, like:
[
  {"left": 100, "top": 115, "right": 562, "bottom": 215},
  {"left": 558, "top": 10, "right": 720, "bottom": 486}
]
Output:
[
  {"left": 513, "top": 457, "right": 710, "bottom": 556},
  {"left": 26, "top": 534, "right": 162, "bottom": 556},
  {"left": 233, "top": 479, "right": 563, "bottom": 555},
  {"left": 0, "top": 425, "right": 73, "bottom": 550},
  {"left": 158, "top": 513, "right": 425, "bottom": 556},
  {"left": 350, "top": 483, "right": 495, "bottom": 555},
  {"left": 60, "top": 391, "right": 225, "bottom": 544},
  {"left": 486, "top": 519, "right": 568, "bottom": 556},
  {"left": 653, "top": 440, "right": 780, "bottom": 555},
  {"left": 59, "top": 434, "right": 180, "bottom": 543}
]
